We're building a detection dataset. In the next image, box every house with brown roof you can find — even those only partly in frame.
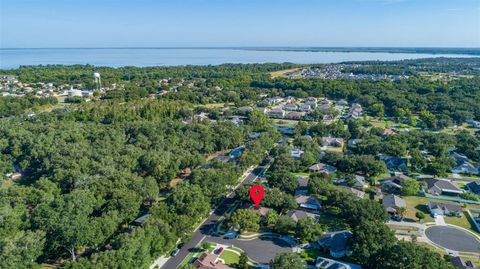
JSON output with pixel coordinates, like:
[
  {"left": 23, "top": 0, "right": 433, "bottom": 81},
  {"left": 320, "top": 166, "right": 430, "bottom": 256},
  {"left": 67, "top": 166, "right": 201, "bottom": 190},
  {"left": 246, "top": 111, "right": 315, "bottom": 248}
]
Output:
[{"left": 193, "top": 252, "right": 233, "bottom": 269}]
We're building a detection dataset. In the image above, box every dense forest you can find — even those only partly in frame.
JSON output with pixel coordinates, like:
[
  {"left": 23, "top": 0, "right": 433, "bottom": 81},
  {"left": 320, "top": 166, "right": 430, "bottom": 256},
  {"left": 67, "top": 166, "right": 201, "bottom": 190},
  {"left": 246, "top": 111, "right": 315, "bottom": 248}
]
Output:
[{"left": 0, "top": 98, "right": 279, "bottom": 268}]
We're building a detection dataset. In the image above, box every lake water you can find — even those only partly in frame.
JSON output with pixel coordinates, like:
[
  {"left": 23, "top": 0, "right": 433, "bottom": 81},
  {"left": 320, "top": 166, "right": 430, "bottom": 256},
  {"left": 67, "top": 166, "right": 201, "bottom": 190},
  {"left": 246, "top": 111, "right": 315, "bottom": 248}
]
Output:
[{"left": 0, "top": 48, "right": 475, "bottom": 69}]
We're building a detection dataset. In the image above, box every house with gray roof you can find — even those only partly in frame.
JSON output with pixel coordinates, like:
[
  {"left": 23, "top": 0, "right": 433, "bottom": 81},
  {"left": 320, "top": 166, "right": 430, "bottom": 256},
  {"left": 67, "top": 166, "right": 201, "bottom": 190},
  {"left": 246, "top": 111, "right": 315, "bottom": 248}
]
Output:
[
  {"left": 382, "top": 194, "right": 406, "bottom": 215},
  {"left": 339, "top": 186, "right": 366, "bottom": 199},
  {"left": 322, "top": 137, "right": 344, "bottom": 147},
  {"left": 287, "top": 209, "right": 319, "bottom": 222},
  {"left": 295, "top": 195, "right": 322, "bottom": 211},
  {"left": 309, "top": 163, "right": 337, "bottom": 174},
  {"left": 316, "top": 231, "right": 353, "bottom": 258},
  {"left": 466, "top": 181, "right": 480, "bottom": 195},
  {"left": 427, "top": 201, "right": 462, "bottom": 217},
  {"left": 295, "top": 176, "right": 309, "bottom": 195},
  {"left": 426, "top": 179, "right": 464, "bottom": 196},
  {"left": 450, "top": 256, "right": 479, "bottom": 269}
]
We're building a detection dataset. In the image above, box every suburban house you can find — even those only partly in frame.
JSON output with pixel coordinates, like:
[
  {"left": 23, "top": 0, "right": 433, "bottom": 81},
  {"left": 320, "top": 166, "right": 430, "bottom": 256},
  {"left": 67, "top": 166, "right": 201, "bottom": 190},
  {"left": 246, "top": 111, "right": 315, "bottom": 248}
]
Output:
[
  {"left": 380, "top": 174, "right": 410, "bottom": 193},
  {"left": 339, "top": 186, "right": 366, "bottom": 199},
  {"left": 287, "top": 209, "right": 319, "bottom": 222},
  {"left": 466, "top": 181, "right": 480, "bottom": 195},
  {"left": 316, "top": 231, "right": 353, "bottom": 258},
  {"left": 265, "top": 96, "right": 284, "bottom": 105},
  {"left": 322, "top": 137, "right": 345, "bottom": 147},
  {"left": 336, "top": 99, "right": 348, "bottom": 106},
  {"left": 383, "top": 128, "right": 397, "bottom": 136},
  {"left": 305, "top": 98, "right": 318, "bottom": 108},
  {"left": 247, "top": 205, "right": 271, "bottom": 217},
  {"left": 295, "top": 195, "right": 322, "bottom": 211},
  {"left": 382, "top": 194, "right": 406, "bottom": 215},
  {"left": 268, "top": 108, "right": 286, "bottom": 118},
  {"left": 346, "top": 103, "right": 363, "bottom": 121},
  {"left": 299, "top": 104, "right": 313, "bottom": 112},
  {"left": 291, "top": 148, "right": 305, "bottom": 159},
  {"left": 450, "top": 152, "right": 479, "bottom": 175},
  {"left": 347, "top": 139, "right": 363, "bottom": 148},
  {"left": 285, "top": 111, "right": 305, "bottom": 119},
  {"left": 309, "top": 163, "right": 337, "bottom": 174},
  {"left": 193, "top": 252, "right": 233, "bottom": 269},
  {"left": 450, "top": 256, "right": 479, "bottom": 269},
  {"left": 336, "top": 175, "right": 367, "bottom": 189},
  {"left": 318, "top": 103, "right": 332, "bottom": 112},
  {"left": 426, "top": 179, "right": 464, "bottom": 196},
  {"left": 256, "top": 107, "right": 269, "bottom": 114},
  {"left": 323, "top": 115, "right": 334, "bottom": 124},
  {"left": 315, "top": 257, "right": 362, "bottom": 269},
  {"left": 283, "top": 104, "right": 298, "bottom": 111},
  {"left": 380, "top": 155, "right": 408, "bottom": 170},
  {"left": 427, "top": 201, "right": 462, "bottom": 216},
  {"left": 452, "top": 162, "right": 479, "bottom": 175},
  {"left": 295, "top": 176, "right": 309, "bottom": 195}
]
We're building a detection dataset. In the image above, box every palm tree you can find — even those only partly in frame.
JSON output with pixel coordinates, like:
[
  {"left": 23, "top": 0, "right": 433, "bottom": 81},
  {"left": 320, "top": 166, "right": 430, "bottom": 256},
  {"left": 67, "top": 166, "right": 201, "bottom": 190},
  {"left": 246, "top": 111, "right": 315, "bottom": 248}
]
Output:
[{"left": 397, "top": 207, "right": 407, "bottom": 220}]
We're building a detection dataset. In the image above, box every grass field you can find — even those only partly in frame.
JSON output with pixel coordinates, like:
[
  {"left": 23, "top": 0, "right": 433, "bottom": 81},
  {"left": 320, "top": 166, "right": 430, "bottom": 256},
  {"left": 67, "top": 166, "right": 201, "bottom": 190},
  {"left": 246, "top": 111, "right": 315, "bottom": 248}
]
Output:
[{"left": 270, "top": 68, "right": 303, "bottom": 78}]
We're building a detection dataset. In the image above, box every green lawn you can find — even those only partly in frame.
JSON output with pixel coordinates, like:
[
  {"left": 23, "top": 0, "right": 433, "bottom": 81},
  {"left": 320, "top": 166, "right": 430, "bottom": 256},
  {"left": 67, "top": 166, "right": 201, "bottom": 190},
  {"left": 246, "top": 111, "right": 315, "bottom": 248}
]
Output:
[
  {"left": 219, "top": 249, "right": 240, "bottom": 265},
  {"left": 301, "top": 248, "right": 327, "bottom": 261},
  {"left": 403, "top": 195, "right": 480, "bottom": 234},
  {"left": 293, "top": 172, "right": 310, "bottom": 177},
  {"left": 403, "top": 196, "right": 435, "bottom": 223},
  {"left": 317, "top": 214, "right": 349, "bottom": 230},
  {"left": 272, "top": 119, "right": 299, "bottom": 127},
  {"left": 444, "top": 212, "right": 480, "bottom": 235}
]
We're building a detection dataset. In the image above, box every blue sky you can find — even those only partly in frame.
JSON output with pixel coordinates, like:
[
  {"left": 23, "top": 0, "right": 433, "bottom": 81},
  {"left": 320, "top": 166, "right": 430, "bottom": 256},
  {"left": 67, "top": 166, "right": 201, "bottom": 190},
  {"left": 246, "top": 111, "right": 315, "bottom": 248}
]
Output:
[{"left": 1, "top": 0, "right": 479, "bottom": 48}]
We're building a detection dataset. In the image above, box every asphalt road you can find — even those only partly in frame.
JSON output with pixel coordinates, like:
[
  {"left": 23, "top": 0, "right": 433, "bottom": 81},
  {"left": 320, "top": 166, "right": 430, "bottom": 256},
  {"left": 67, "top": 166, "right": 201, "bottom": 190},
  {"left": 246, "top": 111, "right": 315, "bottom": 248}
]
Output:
[
  {"left": 207, "top": 235, "right": 292, "bottom": 264},
  {"left": 160, "top": 162, "right": 268, "bottom": 269},
  {"left": 425, "top": 226, "right": 480, "bottom": 253}
]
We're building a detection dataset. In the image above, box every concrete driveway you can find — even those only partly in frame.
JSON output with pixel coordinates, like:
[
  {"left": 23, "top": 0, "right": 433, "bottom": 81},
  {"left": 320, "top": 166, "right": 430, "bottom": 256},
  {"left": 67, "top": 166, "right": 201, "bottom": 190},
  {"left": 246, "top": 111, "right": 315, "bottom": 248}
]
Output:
[
  {"left": 434, "top": 215, "right": 446, "bottom": 225},
  {"left": 207, "top": 235, "right": 293, "bottom": 264}
]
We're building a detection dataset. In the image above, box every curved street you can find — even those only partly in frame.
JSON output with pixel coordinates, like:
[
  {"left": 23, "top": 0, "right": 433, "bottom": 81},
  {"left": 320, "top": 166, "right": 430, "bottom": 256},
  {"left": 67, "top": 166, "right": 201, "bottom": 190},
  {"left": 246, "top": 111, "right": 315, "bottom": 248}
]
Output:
[
  {"left": 207, "top": 235, "right": 293, "bottom": 264},
  {"left": 425, "top": 226, "right": 480, "bottom": 253}
]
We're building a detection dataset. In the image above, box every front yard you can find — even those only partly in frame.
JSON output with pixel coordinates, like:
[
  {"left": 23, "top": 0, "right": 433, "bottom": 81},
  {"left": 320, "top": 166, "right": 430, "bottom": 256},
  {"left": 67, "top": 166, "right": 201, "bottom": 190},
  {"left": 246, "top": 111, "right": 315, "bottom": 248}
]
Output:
[{"left": 402, "top": 195, "right": 480, "bottom": 234}]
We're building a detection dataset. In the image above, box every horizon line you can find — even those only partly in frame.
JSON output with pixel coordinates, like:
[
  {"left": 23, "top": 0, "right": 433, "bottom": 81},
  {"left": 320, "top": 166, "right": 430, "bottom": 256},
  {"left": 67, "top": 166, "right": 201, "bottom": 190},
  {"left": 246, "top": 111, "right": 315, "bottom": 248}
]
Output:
[{"left": 1, "top": 46, "right": 480, "bottom": 50}]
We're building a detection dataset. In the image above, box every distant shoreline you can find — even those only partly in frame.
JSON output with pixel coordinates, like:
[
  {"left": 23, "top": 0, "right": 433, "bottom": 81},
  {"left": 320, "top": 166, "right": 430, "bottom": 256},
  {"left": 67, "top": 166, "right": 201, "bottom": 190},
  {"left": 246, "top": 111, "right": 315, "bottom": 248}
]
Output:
[{"left": 1, "top": 47, "right": 480, "bottom": 55}]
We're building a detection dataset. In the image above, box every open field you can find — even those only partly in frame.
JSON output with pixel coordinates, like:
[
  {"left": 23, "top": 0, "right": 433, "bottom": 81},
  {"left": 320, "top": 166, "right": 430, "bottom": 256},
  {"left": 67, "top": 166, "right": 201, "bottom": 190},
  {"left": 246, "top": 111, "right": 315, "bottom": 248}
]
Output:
[{"left": 270, "top": 68, "right": 303, "bottom": 78}]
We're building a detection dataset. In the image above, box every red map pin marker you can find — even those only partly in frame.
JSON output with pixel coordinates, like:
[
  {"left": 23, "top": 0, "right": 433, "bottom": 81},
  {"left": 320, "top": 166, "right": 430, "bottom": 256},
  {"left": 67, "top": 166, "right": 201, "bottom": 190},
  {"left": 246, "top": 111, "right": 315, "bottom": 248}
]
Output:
[{"left": 249, "top": 185, "right": 265, "bottom": 208}]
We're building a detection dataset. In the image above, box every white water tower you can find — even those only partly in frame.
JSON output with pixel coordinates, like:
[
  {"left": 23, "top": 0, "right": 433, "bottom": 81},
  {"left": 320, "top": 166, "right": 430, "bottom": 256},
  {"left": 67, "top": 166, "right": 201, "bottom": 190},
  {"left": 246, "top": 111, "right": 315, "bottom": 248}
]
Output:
[{"left": 93, "top": 72, "right": 101, "bottom": 90}]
